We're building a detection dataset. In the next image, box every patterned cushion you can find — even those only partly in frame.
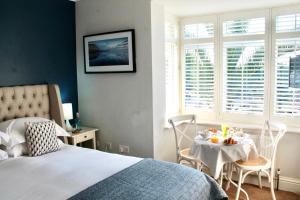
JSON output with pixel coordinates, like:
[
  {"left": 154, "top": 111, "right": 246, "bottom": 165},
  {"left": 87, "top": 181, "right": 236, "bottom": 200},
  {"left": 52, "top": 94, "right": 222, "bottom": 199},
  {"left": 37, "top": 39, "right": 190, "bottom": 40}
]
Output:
[{"left": 25, "top": 121, "right": 59, "bottom": 157}]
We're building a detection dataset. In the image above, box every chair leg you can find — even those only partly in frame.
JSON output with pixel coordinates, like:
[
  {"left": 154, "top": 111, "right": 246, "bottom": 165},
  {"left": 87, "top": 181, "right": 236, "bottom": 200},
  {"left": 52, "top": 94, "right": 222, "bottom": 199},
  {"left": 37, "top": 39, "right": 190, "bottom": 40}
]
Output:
[
  {"left": 258, "top": 171, "right": 262, "bottom": 189},
  {"left": 270, "top": 172, "right": 276, "bottom": 200},
  {"left": 219, "top": 167, "right": 224, "bottom": 186},
  {"left": 193, "top": 161, "right": 197, "bottom": 169},
  {"left": 196, "top": 162, "right": 202, "bottom": 171},
  {"left": 177, "top": 156, "right": 181, "bottom": 164},
  {"left": 235, "top": 169, "right": 243, "bottom": 200},
  {"left": 225, "top": 164, "right": 233, "bottom": 191}
]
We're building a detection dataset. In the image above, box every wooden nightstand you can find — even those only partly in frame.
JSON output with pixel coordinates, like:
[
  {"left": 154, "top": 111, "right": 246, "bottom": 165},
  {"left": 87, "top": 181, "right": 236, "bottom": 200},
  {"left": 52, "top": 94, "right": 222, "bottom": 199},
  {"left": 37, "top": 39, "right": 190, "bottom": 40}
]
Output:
[{"left": 68, "top": 127, "right": 98, "bottom": 149}]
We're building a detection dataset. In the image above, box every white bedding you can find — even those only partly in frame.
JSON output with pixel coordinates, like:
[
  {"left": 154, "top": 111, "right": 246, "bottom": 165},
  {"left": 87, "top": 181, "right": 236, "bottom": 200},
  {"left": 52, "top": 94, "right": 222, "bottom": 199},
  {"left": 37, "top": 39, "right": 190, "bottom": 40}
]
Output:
[{"left": 0, "top": 145, "right": 142, "bottom": 200}]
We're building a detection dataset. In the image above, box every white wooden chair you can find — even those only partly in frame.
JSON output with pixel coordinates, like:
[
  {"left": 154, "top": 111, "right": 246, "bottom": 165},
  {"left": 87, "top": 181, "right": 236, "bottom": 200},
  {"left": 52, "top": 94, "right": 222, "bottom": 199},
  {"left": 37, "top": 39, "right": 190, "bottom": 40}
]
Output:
[
  {"left": 168, "top": 114, "right": 203, "bottom": 169},
  {"left": 233, "top": 120, "right": 287, "bottom": 200}
]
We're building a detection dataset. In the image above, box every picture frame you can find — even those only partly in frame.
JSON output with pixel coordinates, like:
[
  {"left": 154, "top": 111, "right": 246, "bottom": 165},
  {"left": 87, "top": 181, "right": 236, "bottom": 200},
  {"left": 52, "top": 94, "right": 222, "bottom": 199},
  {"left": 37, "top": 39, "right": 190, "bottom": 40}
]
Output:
[{"left": 83, "top": 29, "right": 136, "bottom": 73}]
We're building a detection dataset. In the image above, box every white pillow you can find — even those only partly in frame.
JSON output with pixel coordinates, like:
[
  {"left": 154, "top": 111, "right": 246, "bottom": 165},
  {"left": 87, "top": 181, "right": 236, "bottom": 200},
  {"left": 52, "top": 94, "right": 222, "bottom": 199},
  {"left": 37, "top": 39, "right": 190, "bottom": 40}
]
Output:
[
  {"left": 0, "top": 117, "right": 70, "bottom": 148},
  {"left": 0, "top": 131, "right": 10, "bottom": 146},
  {"left": 6, "top": 143, "right": 28, "bottom": 158},
  {"left": 6, "top": 139, "right": 65, "bottom": 158},
  {"left": 0, "top": 149, "right": 8, "bottom": 160}
]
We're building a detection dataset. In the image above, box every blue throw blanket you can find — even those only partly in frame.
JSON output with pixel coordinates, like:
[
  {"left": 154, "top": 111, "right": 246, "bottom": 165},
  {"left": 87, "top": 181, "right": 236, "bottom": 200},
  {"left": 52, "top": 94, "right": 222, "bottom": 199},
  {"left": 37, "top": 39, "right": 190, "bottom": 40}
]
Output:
[{"left": 70, "top": 159, "right": 228, "bottom": 200}]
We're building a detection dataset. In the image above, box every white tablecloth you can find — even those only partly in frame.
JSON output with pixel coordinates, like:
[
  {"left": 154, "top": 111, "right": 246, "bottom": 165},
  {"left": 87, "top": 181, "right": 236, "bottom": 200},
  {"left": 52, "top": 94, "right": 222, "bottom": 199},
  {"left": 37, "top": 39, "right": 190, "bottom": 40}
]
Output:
[{"left": 190, "top": 135, "right": 258, "bottom": 179}]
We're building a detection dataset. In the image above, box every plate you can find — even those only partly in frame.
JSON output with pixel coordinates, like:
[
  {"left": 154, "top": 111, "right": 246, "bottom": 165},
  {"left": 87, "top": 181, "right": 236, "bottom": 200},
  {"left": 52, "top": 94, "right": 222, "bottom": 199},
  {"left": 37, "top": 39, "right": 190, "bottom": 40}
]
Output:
[{"left": 223, "top": 142, "right": 238, "bottom": 146}]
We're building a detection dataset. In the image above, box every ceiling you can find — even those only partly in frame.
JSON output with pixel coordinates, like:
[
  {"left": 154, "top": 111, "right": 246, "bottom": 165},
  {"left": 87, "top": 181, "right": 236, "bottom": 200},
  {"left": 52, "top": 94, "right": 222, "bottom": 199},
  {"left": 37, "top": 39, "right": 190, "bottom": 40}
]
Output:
[{"left": 155, "top": 0, "right": 300, "bottom": 16}]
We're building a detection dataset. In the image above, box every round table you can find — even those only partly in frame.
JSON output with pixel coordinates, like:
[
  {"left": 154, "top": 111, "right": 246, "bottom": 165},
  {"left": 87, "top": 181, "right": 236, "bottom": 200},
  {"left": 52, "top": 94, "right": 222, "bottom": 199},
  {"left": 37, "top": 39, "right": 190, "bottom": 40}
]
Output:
[{"left": 190, "top": 135, "right": 258, "bottom": 179}]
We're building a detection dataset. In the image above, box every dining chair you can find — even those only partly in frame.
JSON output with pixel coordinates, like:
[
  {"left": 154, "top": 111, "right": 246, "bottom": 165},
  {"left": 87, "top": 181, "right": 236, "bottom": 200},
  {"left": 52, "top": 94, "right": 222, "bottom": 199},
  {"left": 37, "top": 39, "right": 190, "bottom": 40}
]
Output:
[
  {"left": 233, "top": 120, "right": 287, "bottom": 200},
  {"left": 168, "top": 114, "right": 203, "bottom": 170}
]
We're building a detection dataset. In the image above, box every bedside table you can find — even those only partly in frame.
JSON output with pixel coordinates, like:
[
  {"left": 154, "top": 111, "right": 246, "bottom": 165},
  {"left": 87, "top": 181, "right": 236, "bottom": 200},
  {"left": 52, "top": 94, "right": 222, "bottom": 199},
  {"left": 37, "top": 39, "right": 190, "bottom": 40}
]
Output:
[{"left": 68, "top": 127, "right": 98, "bottom": 149}]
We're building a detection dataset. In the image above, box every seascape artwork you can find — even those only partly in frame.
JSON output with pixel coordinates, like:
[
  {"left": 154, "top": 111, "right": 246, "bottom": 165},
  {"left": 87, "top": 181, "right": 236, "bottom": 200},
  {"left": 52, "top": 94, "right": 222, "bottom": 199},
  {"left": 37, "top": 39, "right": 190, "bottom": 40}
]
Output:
[
  {"left": 88, "top": 37, "right": 129, "bottom": 67},
  {"left": 84, "top": 29, "right": 136, "bottom": 73}
]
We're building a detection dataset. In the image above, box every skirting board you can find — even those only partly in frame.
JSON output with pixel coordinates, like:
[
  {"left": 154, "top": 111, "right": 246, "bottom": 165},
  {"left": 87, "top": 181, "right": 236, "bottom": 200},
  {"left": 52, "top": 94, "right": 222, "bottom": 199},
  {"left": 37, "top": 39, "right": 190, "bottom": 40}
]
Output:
[
  {"left": 230, "top": 173, "right": 300, "bottom": 195},
  {"left": 279, "top": 176, "right": 300, "bottom": 195}
]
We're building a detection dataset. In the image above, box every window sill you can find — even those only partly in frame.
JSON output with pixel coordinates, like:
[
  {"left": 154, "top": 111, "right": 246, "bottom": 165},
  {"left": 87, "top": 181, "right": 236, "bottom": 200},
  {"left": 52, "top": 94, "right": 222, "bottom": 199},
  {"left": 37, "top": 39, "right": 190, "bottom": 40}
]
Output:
[
  {"left": 164, "top": 118, "right": 300, "bottom": 133},
  {"left": 195, "top": 120, "right": 300, "bottom": 133}
]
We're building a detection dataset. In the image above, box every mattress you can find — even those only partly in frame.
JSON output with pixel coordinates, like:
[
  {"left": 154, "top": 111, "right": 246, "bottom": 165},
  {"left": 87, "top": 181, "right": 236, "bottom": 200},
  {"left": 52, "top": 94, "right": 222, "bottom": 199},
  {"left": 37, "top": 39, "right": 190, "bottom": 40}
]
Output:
[{"left": 0, "top": 145, "right": 142, "bottom": 200}]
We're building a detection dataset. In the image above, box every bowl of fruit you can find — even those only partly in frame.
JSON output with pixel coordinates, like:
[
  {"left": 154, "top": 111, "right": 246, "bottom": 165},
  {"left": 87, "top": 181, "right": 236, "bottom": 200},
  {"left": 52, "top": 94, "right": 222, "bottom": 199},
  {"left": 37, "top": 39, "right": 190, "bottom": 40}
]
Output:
[
  {"left": 223, "top": 137, "right": 238, "bottom": 145},
  {"left": 208, "top": 128, "right": 218, "bottom": 134}
]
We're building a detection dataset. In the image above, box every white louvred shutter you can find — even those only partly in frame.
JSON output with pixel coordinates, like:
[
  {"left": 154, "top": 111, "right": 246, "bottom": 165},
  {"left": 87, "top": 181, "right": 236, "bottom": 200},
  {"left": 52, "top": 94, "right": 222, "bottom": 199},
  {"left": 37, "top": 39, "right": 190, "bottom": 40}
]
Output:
[
  {"left": 273, "top": 12, "right": 300, "bottom": 118},
  {"left": 165, "top": 20, "right": 179, "bottom": 116},
  {"left": 165, "top": 42, "right": 179, "bottom": 115},
  {"left": 184, "top": 44, "right": 215, "bottom": 111},
  {"left": 223, "top": 40, "right": 265, "bottom": 114},
  {"left": 274, "top": 38, "right": 300, "bottom": 117},
  {"left": 276, "top": 14, "right": 300, "bottom": 33},
  {"left": 223, "top": 18, "right": 265, "bottom": 36},
  {"left": 184, "top": 23, "right": 214, "bottom": 39}
]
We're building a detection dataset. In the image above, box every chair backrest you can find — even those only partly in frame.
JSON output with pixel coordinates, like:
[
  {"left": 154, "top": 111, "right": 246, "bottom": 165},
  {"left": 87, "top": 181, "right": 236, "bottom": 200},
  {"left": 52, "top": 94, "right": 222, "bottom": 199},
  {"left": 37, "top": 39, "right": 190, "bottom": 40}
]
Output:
[
  {"left": 259, "top": 120, "right": 287, "bottom": 172},
  {"left": 168, "top": 114, "right": 196, "bottom": 161}
]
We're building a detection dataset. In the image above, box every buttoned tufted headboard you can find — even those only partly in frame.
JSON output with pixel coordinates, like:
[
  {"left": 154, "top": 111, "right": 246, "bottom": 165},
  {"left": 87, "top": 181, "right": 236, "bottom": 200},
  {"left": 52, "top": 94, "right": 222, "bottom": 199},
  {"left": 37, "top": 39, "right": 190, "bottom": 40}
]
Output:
[{"left": 0, "top": 84, "right": 66, "bottom": 129}]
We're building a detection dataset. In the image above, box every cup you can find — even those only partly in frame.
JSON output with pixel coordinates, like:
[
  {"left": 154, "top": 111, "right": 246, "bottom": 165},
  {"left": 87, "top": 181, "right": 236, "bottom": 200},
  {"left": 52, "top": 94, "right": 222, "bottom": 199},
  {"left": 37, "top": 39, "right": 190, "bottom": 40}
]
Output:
[{"left": 221, "top": 124, "right": 229, "bottom": 138}]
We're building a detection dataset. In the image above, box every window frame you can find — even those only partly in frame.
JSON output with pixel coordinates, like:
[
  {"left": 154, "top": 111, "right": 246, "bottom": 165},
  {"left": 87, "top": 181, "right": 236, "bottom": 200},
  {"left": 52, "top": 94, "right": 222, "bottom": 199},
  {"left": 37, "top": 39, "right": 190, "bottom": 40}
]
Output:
[
  {"left": 219, "top": 9, "right": 270, "bottom": 124},
  {"left": 270, "top": 5, "right": 300, "bottom": 127},
  {"left": 180, "top": 15, "right": 219, "bottom": 121},
  {"left": 177, "top": 5, "right": 300, "bottom": 129}
]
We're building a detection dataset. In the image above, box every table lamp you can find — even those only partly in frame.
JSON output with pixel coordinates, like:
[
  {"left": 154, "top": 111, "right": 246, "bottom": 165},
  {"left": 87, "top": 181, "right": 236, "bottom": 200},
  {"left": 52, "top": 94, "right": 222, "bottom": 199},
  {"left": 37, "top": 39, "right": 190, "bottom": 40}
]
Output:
[{"left": 62, "top": 103, "right": 73, "bottom": 132}]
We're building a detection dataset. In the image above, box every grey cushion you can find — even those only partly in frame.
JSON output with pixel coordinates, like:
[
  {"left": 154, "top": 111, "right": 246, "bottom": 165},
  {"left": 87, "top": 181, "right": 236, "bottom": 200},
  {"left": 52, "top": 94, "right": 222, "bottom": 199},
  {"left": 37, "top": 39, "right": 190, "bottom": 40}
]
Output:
[{"left": 25, "top": 121, "right": 59, "bottom": 157}]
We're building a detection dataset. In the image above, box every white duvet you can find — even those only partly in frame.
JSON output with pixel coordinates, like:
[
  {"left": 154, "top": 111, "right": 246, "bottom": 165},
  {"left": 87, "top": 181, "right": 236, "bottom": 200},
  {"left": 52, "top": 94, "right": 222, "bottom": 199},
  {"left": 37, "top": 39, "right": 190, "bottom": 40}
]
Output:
[{"left": 0, "top": 145, "right": 142, "bottom": 200}]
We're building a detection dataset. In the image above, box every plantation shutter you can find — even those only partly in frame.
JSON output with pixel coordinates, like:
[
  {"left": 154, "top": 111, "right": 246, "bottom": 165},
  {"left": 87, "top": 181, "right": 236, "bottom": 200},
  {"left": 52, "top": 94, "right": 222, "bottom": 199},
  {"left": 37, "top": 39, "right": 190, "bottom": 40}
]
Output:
[
  {"left": 274, "top": 13, "right": 300, "bottom": 117},
  {"left": 165, "top": 42, "right": 179, "bottom": 115},
  {"left": 183, "top": 21, "right": 216, "bottom": 113},
  {"left": 184, "top": 23, "right": 214, "bottom": 39},
  {"left": 165, "top": 20, "right": 179, "bottom": 115},
  {"left": 222, "top": 17, "right": 266, "bottom": 116},
  {"left": 223, "top": 18, "right": 265, "bottom": 36},
  {"left": 276, "top": 14, "right": 300, "bottom": 33},
  {"left": 184, "top": 44, "right": 215, "bottom": 111},
  {"left": 223, "top": 41, "right": 265, "bottom": 114}
]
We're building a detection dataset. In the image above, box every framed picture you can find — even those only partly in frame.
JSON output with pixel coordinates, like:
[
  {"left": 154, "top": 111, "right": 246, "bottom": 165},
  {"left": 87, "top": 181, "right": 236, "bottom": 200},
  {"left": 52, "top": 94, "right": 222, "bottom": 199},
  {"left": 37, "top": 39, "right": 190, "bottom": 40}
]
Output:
[{"left": 84, "top": 29, "right": 136, "bottom": 73}]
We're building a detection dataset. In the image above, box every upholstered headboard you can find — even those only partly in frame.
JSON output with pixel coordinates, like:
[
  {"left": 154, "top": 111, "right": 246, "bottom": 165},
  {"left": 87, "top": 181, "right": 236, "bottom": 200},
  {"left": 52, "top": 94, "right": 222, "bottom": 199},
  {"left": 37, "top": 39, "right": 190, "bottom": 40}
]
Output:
[{"left": 0, "top": 84, "right": 66, "bottom": 129}]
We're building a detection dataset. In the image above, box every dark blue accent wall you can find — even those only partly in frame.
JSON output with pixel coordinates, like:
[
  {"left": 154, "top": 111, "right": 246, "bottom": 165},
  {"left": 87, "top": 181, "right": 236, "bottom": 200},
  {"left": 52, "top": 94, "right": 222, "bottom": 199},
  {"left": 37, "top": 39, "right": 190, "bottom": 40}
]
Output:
[{"left": 0, "top": 0, "right": 77, "bottom": 113}]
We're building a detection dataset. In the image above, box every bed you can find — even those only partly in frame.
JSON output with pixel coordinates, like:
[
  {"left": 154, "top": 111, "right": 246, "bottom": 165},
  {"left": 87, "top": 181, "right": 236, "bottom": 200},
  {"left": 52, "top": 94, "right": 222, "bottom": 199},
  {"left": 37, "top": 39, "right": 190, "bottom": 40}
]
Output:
[{"left": 0, "top": 84, "right": 227, "bottom": 200}]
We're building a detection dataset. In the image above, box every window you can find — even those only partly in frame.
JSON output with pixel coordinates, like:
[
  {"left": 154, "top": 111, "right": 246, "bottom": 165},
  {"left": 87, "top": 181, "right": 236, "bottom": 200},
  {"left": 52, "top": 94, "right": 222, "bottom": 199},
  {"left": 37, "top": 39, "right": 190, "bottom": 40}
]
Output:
[
  {"left": 221, "top": 15, "right": 267, "bottom": 123},
  {"left": 182, "top": 18, "right": 217, "bottom": 120},
  {"left": 223, "top": 41, "right": 265, "bottom": 114},
  {"left": 276, "top": 14, "right": 300, "bottom": 33},
  {"left": 223, "top": 18, "right": 265, "bottom": 36},
  {"left": 184, "top": 44, "right": 215, "bottom": 111},
  {"left": 272, "top": 10, "right": 300, "bottom": 125},
  {"left": 274, "top": 38, "right": 300, "bottom": 117},
  {"left": 165, "top": 18, "right": 179, "bottom": 116},
  {"left": 177, "top": 7, "right": 300, "bottom": 128},
  {"left": 184, "top": 23, "right": 214, "bottom": 39}
]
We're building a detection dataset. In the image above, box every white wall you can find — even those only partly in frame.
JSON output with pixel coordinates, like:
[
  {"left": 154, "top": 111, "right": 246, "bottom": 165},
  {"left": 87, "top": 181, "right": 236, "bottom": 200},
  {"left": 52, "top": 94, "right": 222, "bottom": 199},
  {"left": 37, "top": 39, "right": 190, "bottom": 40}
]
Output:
[
  {"left": 276, "top": 132, "right": 300, "bottom": 179},
  {"left": 75, "top": 0, "right": 176, "bottom": 160},
  {"left": 275, "top": 132, "right": 300, "bottom": 193},
  {"left": 76, "top": 0, "right": 154, "bottom": 157}
]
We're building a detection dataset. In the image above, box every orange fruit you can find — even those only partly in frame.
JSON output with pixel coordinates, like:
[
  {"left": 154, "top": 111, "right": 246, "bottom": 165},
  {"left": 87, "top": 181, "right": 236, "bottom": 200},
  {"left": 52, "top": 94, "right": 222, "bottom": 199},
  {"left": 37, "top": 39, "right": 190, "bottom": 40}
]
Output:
[{"left": 211, "top": 137, "right": 219, "bottom": 143}]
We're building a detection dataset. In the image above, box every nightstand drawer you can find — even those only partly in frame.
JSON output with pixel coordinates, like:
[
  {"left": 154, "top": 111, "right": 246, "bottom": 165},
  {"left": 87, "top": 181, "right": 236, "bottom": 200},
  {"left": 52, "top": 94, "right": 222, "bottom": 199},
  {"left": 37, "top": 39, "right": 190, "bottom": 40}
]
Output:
[
  {"left": 75, "top": 131, "right": 94, "bottom": 143},
  {"left": 68, "top": 127, "right": 98, "bottom": 150}
]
